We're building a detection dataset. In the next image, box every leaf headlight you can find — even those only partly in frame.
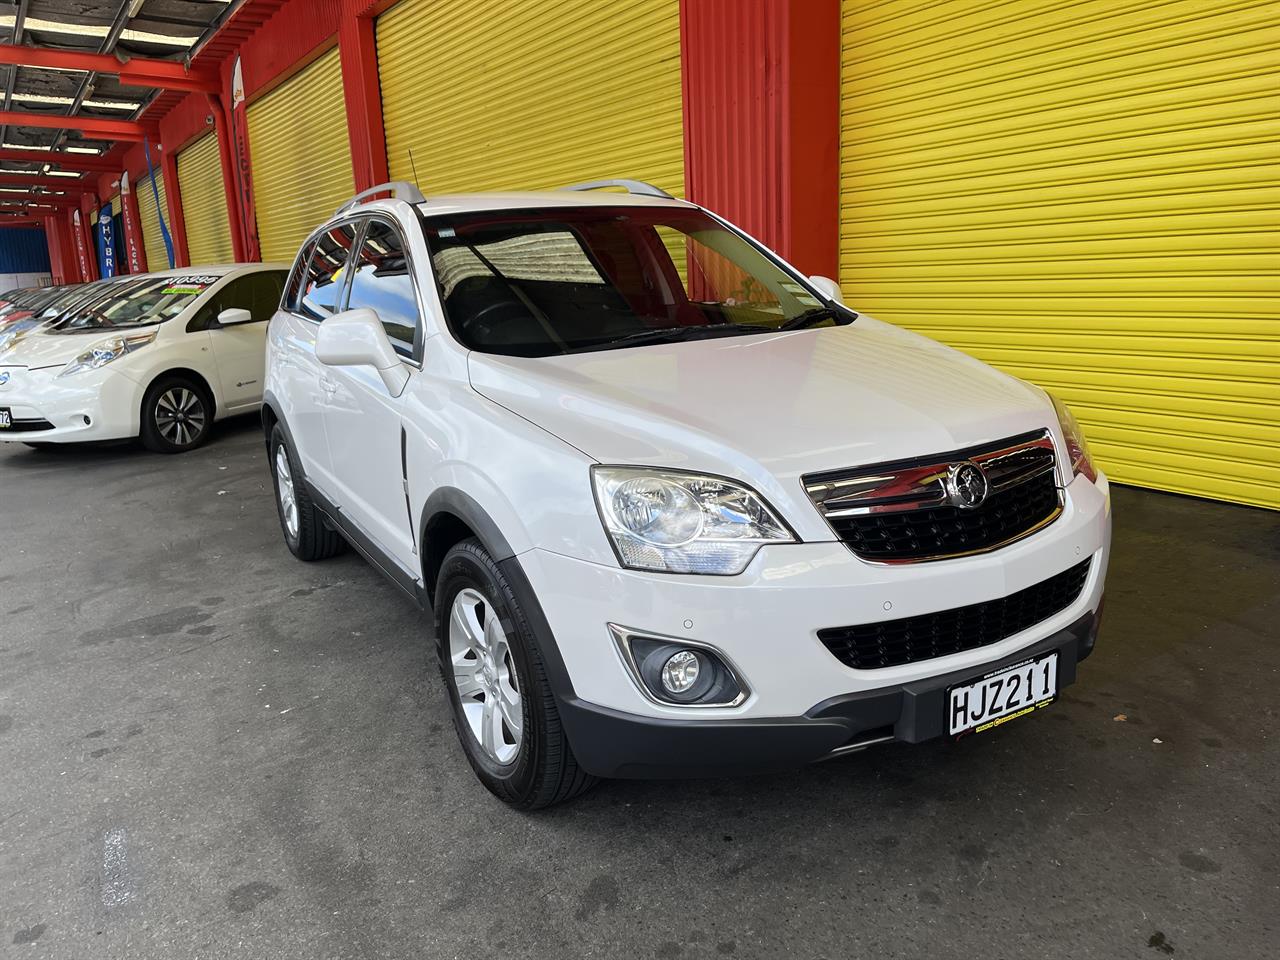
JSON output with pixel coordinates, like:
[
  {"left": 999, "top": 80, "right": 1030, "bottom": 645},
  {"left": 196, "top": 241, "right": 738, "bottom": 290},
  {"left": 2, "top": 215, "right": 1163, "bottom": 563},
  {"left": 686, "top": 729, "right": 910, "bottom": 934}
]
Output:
[
  {"left": 1048, "top": 392, "right": 1097, "bottom": 483},
  {"left": 592, "top": 466, "right": 794, "bottom": 575},
  {"left": 57, "top": 330, "right": 157, "bottom": 378}
]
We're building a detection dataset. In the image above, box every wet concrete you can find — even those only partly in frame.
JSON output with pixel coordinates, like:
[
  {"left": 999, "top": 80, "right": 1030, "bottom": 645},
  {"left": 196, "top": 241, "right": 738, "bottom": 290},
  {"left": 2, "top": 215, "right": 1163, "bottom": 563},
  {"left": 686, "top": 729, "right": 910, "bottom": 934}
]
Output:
[{"left": 0, "top": 417, "right": 1276, "bottom": 958}]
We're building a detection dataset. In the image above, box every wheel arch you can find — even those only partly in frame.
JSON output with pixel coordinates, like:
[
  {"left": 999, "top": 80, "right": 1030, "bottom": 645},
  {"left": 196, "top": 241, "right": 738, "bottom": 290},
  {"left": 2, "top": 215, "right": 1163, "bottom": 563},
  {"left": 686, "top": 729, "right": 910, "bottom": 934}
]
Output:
[
  {"left": 141, "top": 367, "right": 217, "bottom": 420},
  {"left": 419, "top": 487, "right": 516, "bottom": 606}
]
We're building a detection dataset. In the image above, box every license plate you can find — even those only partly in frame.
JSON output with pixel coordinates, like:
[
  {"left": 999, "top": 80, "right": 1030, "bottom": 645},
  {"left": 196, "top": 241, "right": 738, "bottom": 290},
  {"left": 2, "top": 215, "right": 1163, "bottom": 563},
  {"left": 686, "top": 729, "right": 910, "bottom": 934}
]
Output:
[
  {"left": 0, "top": 408, "right": 10, "bottom": 429},
  {"left": 948, "top": 651, "right": 1058, "bottom": 736}
]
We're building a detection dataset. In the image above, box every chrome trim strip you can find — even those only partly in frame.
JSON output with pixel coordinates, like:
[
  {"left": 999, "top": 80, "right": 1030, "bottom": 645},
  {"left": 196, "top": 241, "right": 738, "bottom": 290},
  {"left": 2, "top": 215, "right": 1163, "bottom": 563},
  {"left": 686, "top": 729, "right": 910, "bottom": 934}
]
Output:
[{"left": 608, "top": 623, "right": 750, "bottom": 709}]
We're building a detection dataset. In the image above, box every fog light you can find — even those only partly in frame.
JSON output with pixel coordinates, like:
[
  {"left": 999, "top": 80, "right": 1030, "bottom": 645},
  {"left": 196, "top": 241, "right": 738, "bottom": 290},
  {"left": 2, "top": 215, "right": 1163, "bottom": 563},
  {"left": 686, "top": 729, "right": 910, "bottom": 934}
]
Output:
[{"left": 661, "top": 650, "right": 701, "bottom": 694}]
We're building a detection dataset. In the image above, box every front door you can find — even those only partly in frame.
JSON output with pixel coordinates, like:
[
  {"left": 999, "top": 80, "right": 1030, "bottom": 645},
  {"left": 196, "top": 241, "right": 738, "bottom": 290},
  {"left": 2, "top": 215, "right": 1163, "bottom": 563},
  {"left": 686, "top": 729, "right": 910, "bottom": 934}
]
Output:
[{"left": 193, "top": 270, "right": 287, "bottom": 410}]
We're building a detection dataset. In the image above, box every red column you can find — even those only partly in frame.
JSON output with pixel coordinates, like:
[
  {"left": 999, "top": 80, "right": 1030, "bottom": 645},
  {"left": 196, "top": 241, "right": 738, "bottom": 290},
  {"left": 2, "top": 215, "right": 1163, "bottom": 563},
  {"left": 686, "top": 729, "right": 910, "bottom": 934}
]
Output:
[
  {"left": 43, "top": 217, "right": 65, "bottom": 284},
  {"left": 679, "top": 0, "right": 840, "bottom": 278},
  {"left": 207, "top": 93, "right": 247, "bottom": 262},
  {"left": 119, "top": 171, "right": 148, "bottom": 273},
  {"left": 339, "top": 1, "right": 390, "bottom": 192},
  {"left": 160, "top": 145, "right": 190, "bottom": 268}
]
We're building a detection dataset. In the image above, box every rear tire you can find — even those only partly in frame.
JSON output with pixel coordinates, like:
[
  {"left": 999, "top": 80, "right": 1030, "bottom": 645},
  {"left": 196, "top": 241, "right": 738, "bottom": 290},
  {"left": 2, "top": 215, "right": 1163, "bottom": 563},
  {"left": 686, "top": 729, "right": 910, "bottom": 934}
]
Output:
[
  {"left": 140, "top": 374, "right": 212, "bottom": 453},
  {"left": 435, "top": 538, "right": 597, "bottom": 809},
  {"left": 269, "top": 424, "right": 345, "bottom": 561}
]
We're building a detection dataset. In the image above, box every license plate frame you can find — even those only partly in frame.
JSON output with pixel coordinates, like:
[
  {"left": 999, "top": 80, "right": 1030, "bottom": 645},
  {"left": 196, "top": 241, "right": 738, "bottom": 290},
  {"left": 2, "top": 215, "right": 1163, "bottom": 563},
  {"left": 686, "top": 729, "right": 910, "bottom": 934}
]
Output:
[{"left": 948, "top": 651, "right": 1059, "bottom": 737}]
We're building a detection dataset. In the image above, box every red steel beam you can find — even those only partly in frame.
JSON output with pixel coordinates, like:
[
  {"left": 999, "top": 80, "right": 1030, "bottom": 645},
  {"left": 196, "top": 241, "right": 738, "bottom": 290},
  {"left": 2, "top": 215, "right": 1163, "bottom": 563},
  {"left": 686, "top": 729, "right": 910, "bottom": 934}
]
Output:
[
  {"left": 0, "top": 45, "right": 219, "bottom": 93},
  {"left": 0, "top": 147, "right": 118, "bottom": 172},
  {"left": 0, "top": 109, "right": 148, "bottom": 141},
  {"left": 0, "top": 173, "right": 89, "bottom": 189}
]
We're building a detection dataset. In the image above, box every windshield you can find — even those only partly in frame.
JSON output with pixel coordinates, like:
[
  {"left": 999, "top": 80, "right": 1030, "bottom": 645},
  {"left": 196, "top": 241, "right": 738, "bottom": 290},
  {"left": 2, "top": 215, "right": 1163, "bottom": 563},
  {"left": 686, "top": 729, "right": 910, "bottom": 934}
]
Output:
[
  {"left": 422, "top": 207, "right": 854, "bottom": 357},
  {"left": 47, "top": 274, "right": 220, "bottom": 332}
]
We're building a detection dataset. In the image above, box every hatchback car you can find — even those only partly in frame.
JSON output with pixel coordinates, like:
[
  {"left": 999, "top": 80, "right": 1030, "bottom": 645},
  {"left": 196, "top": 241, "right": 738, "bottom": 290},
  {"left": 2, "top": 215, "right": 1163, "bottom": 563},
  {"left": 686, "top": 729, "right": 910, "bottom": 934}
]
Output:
[
  {"left": 262, "top": 180, "right": 1111, "bottom": 808},
  {"left": 0, "top": 264, "right": 287, "bottom": 451}
]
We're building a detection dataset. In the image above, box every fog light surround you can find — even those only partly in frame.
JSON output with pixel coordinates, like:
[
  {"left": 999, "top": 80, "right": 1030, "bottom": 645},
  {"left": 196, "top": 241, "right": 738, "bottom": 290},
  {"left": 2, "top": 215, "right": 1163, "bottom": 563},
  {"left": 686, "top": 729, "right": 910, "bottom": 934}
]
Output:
[{"left": 609, "top": 625, "right": 748, "bottom": 708}]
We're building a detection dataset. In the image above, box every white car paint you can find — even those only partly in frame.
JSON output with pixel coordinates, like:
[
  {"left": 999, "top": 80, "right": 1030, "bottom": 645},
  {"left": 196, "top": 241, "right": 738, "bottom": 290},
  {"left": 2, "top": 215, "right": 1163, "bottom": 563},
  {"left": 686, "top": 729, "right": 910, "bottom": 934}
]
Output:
[
  {"left": 0, "top": 264, "right": 286, "bottom": 445},
  {"left": 265, "top": 189, "right": 1110, "bottom": 746}
]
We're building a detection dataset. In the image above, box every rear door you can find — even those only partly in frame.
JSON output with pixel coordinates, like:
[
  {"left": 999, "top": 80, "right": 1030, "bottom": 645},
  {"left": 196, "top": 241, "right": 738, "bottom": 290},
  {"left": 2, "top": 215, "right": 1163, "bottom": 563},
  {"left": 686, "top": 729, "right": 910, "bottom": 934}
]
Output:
[
  {"left": 192, "top": 270, "right": 287, "bottom": 410},
  {"left": 275, "top": 222, "right": 360, "bottom": 494},
  {"left": 320, "top": 216, "right": 422, "bottom": 572}
]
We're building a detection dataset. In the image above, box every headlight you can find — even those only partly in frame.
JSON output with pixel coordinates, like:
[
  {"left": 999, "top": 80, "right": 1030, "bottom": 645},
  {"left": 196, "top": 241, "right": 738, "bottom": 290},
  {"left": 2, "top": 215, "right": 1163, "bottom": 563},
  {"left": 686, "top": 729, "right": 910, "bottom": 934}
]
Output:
[
  {"left": 1049, "top": 393, "right": 1097, "bottom": 483},
  {"left": 592, "top": 466, "right": 794, "bottom": 575},
  {"left": 57, "top": 330, "right": 157, "bottom": 378}
]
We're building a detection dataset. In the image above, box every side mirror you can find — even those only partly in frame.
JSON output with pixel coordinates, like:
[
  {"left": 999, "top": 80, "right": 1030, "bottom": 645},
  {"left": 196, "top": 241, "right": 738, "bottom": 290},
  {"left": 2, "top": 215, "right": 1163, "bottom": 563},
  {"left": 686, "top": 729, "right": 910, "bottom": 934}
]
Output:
[
  {"left": 807, "top": 275, "right": 845, "bottom": 305},
  {"left": 315, "top": 307, "right": 409, "bottom": 396},
  {"left": 217, "top": 307, "right": 254, "bottom": 326}
]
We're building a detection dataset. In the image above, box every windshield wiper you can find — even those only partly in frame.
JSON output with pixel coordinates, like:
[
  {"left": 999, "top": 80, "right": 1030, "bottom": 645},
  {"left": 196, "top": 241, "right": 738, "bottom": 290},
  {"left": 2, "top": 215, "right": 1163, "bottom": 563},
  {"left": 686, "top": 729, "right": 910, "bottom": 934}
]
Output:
[
  {"left": 569, "top": 322, "right": 776, "bottom": 353},
  {"left": 780, "top": 306, "right": 856, "bottom": 330}
]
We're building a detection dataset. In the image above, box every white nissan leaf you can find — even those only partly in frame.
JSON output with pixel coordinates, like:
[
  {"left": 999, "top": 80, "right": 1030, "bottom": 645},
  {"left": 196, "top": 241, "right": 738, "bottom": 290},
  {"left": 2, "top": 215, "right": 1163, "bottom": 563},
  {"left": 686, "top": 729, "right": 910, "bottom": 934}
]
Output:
[
  {"left": 0, "top": 264, "right": 287, "bottom": 452},
  {"left": 262, "top": 180, "right": 1112, "bottom": 808}
]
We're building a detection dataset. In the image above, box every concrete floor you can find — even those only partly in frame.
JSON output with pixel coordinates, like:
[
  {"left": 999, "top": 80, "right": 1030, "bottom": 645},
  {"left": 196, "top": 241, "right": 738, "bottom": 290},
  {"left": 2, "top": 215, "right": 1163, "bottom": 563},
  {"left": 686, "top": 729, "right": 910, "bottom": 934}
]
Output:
[{"left": 0, "top": 416, "right": 1276, "bottom": 959}]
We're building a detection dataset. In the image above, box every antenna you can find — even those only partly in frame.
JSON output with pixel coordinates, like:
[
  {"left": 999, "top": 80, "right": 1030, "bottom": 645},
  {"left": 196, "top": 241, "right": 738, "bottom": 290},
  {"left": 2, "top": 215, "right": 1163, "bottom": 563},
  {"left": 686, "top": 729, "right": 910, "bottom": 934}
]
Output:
[{"left": 408, "top": 148, "right": 422, "bottom": 192}]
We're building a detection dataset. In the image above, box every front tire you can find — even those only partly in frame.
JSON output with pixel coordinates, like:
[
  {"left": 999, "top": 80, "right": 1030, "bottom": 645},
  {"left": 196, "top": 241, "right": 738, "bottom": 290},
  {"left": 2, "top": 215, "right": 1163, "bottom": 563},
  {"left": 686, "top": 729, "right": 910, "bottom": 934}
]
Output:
[
  {"left": 140, "top": 375, "right": 212, "bottom": 453},
  {"left": 435, "top": 538, "right": 596, "bottom": 809},
  {"left": 269, "top": 424, "right": 345, "bottom": 561}
]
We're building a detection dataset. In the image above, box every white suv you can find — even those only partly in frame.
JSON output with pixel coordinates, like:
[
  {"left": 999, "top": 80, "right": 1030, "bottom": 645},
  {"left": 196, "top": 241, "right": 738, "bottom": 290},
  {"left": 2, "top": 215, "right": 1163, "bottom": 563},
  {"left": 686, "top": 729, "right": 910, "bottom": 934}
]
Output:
[{"left": 263, "top": 180, "right": 1111, "bottom": 808}]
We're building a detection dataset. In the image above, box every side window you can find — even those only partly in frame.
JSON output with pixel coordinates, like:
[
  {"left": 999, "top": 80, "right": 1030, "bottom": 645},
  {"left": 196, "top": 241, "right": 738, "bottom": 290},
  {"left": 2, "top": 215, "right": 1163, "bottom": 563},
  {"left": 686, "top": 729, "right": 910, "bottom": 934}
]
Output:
[
  {"left": 345, "top": 219, "right": 420, "bottom": 357},
  {"left": 300, "top": 222, "right": 359, "bottom": 321},
  {"left": 189, "top": 272, "right": 288, "bottom": 331},
  {"left": 284, "top": 240, "right": 314, "bottom": 311}
]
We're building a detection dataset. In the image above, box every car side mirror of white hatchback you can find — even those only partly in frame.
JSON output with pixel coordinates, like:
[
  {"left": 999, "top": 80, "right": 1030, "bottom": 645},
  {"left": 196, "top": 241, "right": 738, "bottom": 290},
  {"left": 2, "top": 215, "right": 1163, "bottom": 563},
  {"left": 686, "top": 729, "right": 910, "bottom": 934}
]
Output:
[
  {"left": 315, "top": 307, "right": 409, "bottom": 396},
  {"left": 808, "top": 275, "right": 845, "bottom": 305},
  {"left": 217, "top": 307, "right": 254, "bottom": 326}
]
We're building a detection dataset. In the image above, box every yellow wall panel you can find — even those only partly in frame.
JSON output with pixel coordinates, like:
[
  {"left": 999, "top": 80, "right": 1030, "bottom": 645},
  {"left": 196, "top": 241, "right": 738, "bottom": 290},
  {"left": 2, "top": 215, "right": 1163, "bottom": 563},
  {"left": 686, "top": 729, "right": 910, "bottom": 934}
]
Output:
[
  {"left": 247, "top": 46, "right": 355, "bottom": 263},
  {"left": 376, "top": 0, "right": 684, "bottom": 197},
  {"left": 840, "top": 0, "right": 1279, "bottom": 509},
  {"left": 135, "top": 171, "right": 171, "bottom": 271},
  {"left": 177, "top": 133, "right": 233, "bottom": 266}
]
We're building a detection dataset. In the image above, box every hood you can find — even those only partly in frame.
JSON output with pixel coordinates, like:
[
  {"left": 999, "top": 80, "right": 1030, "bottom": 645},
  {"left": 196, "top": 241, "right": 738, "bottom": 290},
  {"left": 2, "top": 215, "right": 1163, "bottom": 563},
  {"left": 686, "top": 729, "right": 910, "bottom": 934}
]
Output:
[
  {"left": 0, "top": 329, "right": 116, "bottom": 369},
  {"left": 468, "top": 316, "right": 1059, "bottom": 491}
]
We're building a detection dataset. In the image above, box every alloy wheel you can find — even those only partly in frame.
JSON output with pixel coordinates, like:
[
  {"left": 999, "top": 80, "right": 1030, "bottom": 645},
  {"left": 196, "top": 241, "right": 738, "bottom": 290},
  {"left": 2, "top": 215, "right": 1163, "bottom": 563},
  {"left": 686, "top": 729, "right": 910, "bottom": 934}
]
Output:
[
  {"left": 448, "top": 587, "right": 523, "bottom": 765},
  {"left": 155, "top": 387, "right": 206, "bottom": 447},
  {"left": 275, "top": 446, "right": 299, "bottom": 539}
]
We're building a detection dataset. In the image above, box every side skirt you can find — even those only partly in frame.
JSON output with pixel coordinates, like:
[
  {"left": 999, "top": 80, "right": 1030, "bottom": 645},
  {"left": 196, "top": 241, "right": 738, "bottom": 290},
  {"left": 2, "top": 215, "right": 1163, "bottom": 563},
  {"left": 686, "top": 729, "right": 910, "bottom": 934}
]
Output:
[{"left": 304, "top": 478, "right": 428, "bottom": 609}]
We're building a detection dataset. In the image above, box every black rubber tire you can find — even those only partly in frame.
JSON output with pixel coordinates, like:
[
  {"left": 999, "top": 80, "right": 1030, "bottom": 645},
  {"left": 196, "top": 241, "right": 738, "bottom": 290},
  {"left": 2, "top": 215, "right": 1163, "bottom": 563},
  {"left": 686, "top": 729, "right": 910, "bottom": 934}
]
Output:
[
  {"left": 139, "top": 374, "right": 213, "bottom": 454},
  {"left": 268, "top": 423, "right": 345, "bottom": 562},
  {"left": 435, "top": 538, "right": 597, "bottom": 809}
]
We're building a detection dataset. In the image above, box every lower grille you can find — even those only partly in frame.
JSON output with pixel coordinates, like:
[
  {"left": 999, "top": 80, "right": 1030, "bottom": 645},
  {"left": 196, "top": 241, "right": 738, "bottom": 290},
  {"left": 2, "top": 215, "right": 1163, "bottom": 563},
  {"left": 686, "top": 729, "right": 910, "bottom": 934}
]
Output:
[
  {"left": 817, "top": 558, "right": 1092, "bottom": 670},
  {"left": 3, "top": 418, "right": 54, "bottom": 433}
]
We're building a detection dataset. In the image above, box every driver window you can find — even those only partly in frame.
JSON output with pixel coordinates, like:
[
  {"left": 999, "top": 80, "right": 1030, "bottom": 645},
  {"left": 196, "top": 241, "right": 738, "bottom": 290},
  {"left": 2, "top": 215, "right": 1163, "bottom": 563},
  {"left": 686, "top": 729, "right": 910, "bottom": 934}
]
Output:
[
  {"left": 190, "top": 271, "right": 287, "bottom": 331},
  {"left": 345, "top": 219, "right": 420, "bottom": 357}
]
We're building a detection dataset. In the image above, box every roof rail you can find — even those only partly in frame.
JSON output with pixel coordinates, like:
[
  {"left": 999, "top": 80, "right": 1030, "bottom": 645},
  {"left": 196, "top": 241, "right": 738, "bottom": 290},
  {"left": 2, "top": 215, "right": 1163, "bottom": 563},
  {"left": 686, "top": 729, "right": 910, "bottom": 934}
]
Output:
[
  {"left": 335, "top": 181, "right": 426, "bottom": 216},
  {"left": 562, "top": 178, "right": 674, "bottom": 200}
]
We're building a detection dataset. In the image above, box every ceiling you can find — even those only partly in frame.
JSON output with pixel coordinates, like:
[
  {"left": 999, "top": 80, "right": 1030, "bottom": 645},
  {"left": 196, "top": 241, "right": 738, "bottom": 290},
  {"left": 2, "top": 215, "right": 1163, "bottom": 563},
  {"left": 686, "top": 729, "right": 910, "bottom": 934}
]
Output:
[{"left": 0, "top": 0, "right": 238, "bottom": 216}]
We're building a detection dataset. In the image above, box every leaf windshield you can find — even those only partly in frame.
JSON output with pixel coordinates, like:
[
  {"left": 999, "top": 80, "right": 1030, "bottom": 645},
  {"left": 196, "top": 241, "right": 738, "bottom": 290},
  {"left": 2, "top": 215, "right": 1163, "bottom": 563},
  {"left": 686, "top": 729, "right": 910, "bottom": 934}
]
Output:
[
  {"left": 421, "top": 206, "right": 855, "bottom": 357},
  {"left": 48, "top": 274, "right": 220, "bottom": 332}
]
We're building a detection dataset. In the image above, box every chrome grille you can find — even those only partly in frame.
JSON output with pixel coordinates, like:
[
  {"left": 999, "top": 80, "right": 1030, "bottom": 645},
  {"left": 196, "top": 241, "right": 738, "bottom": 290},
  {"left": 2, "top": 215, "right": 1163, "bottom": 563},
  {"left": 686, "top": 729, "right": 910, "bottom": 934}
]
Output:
[{"left": 803, "top": 430, "right": 1063, "bottom": 562}]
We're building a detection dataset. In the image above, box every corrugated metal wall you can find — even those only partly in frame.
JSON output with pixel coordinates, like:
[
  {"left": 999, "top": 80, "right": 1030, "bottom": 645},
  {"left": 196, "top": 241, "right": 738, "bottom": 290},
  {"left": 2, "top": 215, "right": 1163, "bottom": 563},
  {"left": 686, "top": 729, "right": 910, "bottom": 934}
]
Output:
[
  {"left": 177, "top": 133, "right": 234, "bottom": 266},
  {"left": 0, "top": 227, "right": 51, "bottom": 272},
  {"left": 839, "top": 0, "right": 1279, "bottom": 510},
  {"left": 248, "top": 46, "right": 356, "bottom": 262},
  {"left": 136, "top": 171, "right": 171, "bottom": 271},
  {"left": 376, "top": 0, "right": 684, "bottom": 196}
]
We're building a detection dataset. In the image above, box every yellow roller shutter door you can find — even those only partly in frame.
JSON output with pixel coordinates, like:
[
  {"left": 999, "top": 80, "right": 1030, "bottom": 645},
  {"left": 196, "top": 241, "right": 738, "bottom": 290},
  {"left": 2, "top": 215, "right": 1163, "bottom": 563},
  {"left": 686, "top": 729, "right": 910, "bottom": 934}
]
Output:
[
  {"left": 247, "top": 46, "right": 355, "bottom": 262},
  {"left": 376, "top": 0, "right": 684, "bottom": 197},
  {"left": 839, "top": 0, "right": 1279, "bottom": 510},
  {"left": 136, "top": 172, "right": 171, "bottom": 271},
  {"left": 178, "top": 133, "right": 233, "bottom": 266}
]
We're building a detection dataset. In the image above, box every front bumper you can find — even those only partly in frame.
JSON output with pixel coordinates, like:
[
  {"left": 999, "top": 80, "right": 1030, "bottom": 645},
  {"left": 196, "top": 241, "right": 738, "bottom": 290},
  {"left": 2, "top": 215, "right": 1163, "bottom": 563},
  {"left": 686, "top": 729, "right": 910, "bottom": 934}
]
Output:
[
  {"left": 558, "top": 612, "right": 1099, "bottom": 778},
  {"left": 0, "top": 365, "right": 142, "bottom": 443},
  {"left": 516, "top": 471, "right": 1111, "bottom": 776}
]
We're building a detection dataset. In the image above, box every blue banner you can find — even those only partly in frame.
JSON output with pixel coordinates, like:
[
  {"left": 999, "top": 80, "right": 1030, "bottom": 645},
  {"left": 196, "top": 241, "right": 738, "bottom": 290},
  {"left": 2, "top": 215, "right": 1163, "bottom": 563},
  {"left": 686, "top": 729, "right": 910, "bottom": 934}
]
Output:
[
  {"left": 97, "top": 203, "right": 117, "bottom": 278},
  {"left": 143, "top": 139, "right": 175, "bottom": 269}
]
